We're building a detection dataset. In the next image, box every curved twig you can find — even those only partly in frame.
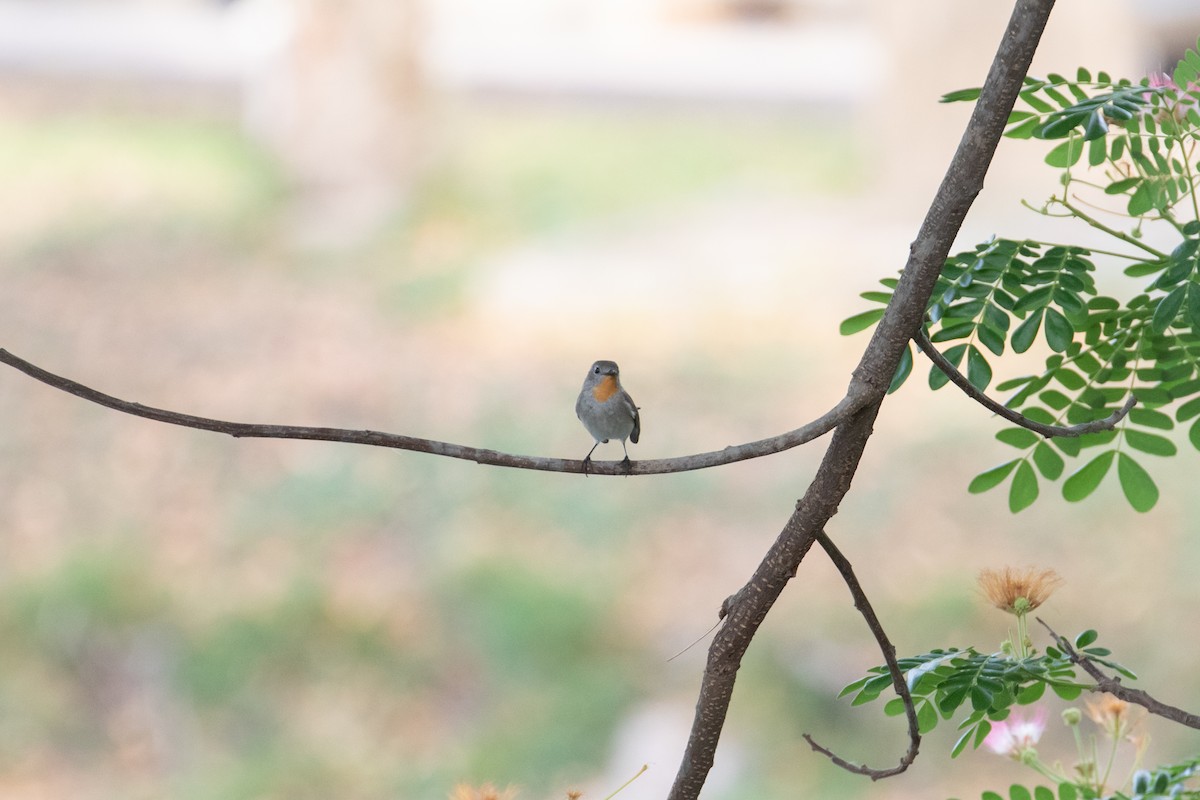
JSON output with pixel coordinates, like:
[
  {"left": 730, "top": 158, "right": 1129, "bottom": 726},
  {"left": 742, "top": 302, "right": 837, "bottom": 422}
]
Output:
[
  {"left": 0, "top": 348, "right": 869, "bottom": 476},
  {"left": 804, "top": 531, "right": 920, "bottom": 779},
  {"left": 913, "top": 328, "right": 1136, "bottom": 437},
  {"left": 1038, "top": 619, "right": 1200, "bottom": 730}
]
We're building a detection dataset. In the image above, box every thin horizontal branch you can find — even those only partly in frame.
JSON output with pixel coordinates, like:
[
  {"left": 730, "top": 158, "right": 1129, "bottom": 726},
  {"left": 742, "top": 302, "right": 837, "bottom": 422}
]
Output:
[
  {"left": 1038, "top": 619, "right": 1200, "bottom": 730},
  {"left": 0, "top": 348, "right": 868, "bottom": 476},
  {"left": 804, "top": 531, "right": 920, "bottom": 780},
  {"left": 913, "top": 328, "right": 1136, "bottom": 437}
]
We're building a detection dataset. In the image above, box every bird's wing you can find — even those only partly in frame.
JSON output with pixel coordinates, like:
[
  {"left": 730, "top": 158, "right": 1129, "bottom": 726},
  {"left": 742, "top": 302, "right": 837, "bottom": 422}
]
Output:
[{"left": 627, "top": 397, "right": 641, "bottom": 444}]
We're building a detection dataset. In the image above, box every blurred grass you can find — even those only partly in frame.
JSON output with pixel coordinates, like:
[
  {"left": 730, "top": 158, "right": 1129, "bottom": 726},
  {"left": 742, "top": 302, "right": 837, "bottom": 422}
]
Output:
[
  {"left": 0, "top": 115, "right": 283, "bottom": 251},
  {"left": 368, "top": 104, "right": 865, "bottom": 318},
  {"left": 0, "top": 101, "right": 867, "bottom": 799},
  {"left": 409, "top": 105, "right": 863, "bottom": 238},
  {"left": 4, "top": 96, "right": 1195, "bottom": 800}
]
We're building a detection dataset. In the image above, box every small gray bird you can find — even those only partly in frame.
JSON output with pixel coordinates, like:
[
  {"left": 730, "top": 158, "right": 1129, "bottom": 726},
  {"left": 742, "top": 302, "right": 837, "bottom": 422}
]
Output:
[{"left": 575, "top": 359, "right": 640, "bottom": 475}]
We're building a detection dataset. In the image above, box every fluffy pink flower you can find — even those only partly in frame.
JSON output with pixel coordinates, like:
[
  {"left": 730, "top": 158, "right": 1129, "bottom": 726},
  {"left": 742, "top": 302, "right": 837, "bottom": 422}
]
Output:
[
  {"left": 983, "top": 707, "right": 1047, "bottom": 760},
  {"left": 1147, "top": 71, "right": 1177, "bottom": 91},
  {"left": 1144, "top": 70, "right": 1200, "bottom": 121}
]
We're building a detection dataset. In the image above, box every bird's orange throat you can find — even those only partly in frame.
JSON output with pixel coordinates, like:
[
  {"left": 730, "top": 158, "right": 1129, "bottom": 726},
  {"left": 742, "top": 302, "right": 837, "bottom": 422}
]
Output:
[{"left": 592, "top": 375, "right": 619, "bottom": 402}]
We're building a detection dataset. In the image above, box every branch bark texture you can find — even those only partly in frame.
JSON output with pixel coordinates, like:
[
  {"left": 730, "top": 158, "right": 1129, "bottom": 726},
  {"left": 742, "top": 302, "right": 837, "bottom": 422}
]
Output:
[
  {"left": 914, "top": 328, "right": 1136, "bottom": 437},
  {"left": 667, "top": 2, "right": 1056, "bottom": 797},
  {"left": 1039, "top": 620, "right": 1200, "bottom": 730}
]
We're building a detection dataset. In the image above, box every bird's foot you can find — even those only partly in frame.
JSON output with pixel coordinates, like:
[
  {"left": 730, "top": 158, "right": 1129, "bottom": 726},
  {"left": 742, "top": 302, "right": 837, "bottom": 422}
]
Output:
[
  {"left": 620, "top": 456, "right": 632, "bottom": 475},
  {"left": 582, "top": 455, "right": 592, "bottom": 477}
]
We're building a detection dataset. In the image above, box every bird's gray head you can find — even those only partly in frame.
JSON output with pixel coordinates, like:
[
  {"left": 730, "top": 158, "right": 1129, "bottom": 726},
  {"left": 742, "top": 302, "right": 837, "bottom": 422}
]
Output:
[{"left": 587, "top": 360, "right": 620, "bottom": 381}]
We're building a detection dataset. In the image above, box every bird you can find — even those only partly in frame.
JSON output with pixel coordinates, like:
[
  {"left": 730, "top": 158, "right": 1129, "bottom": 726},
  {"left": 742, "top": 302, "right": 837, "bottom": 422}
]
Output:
[{"left": 575, "top": 360, "right": 640, "bottom": 475}]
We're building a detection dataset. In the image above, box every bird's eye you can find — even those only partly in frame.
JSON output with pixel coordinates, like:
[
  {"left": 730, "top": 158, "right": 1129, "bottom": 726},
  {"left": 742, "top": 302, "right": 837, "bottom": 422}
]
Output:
[{"left": 594, "top": 366, "right": 600, "bottom": 374}]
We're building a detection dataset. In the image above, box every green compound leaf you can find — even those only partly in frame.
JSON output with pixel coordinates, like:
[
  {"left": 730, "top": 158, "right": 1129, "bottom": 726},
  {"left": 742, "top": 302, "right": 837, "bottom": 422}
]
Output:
[
  {"left": 1188, "top": 281, "right": 1200, "bottom": 332},
  {"left": 1016, "top": 681, "right": 1046, "bottom": 704},
  {"left": 1105, "top": 176, "right": 1140, "bottom": 195},
  {"left": 1051, "top": 682, "right": 1083, "bottom": 700},
  {"left": 888, "top": 344, "right": 914, "bottom": 394},
  {"left": 930, "top": 344, "right": 969, "bottom": 390},
  {"left": 983, "top": 302, "right": 1011, "bottom": 333},
  {"left": 1032, "top": 442, "right": 1064, "bottom": 480},
  {"left": 997, "top": 428, "right": 1039, "bottom": 448},
  {"left": 1053, "top": 368, "right": 1086, "bottom": 390},
  {"left": 1129, "top": 407, "right": 1173, "bottom": 430},
  {"left": 917, "top": 701, "right": 939, "bottom": 734},
  {"left": 1013, "top": 286, "right": 1054, "bottom": 315},
  {"left": 1062, "top": 450, "right": 1116, "bottom": 502},
  {"left": 1006, "top": 116, "right": 1041, "bottom": 139},
  {"left": 1177, "top": 396, "right": 1200, "bottom": 423},
  {"left": 932, "top": 321, "right": 978, "bottom": 342},
  {"left": 1151, "top": 284, "right": 1187, "bottom": 334},
  {"left": 977, "top": 324, "right": 1006, "bottom": 357},
  {"left": 1011, "top": 310, "right": 1043, "bottom": 353},
  {"left": 1118, "top": 453, "right": 1159, "bottom": 512},
  {"left": 1009, "top": 460, "right": 1039, "bottom": 512},
  {"left": 1039, "top": 389, "right": 1071, "bottom": 410},
  {"left": 1125, "top": 258, "right": 1169, "bottom": 277},
  {"left": 840, "top": 308, "right": 885, "bottom": 335},
  {"left": 996, "top": 375, "right": 1036, "bottom": 392},
  {"left": 953, "top": 723, "right": 985, "bottom": 759},
  {"left": 1045, "top": 137, "right": 1084, "bottom": 167},
  {"left": 966, "top": 345, "right": 993, "bottom": 391},
  {"left": 969, "top": 460, "right": 1020, "bottom": 494},
  {"left": 1189, "top": 417, "right": 1200, "bottom": 452},
  {"left": 1043, "top": 307, "right": 1074, "bottom": 352},
  {"left": 941, "top": 87, "right": 982, "bottom": 103},
  {"left": 1124, "top": 429, "right": 1177, "bottom": 457},
  {"left": 1129, "top": 182, "right": 1156, "bottom": 216}
]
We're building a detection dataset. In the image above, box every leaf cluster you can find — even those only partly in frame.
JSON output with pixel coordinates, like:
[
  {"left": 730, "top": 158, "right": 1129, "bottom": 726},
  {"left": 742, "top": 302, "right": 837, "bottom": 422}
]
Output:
[
  {"left": 965, "top": 756, "right": 1200, "bottom": 800},
  {"left": 946, "top": 63, "right": 1200, "bottom": 215},
  {"left": 842, "top": 39, "right": 1200, "bottom": 512},
  {"left": 1124, "top": 757, "right": 1200, "bottom": 800},
  {"left": 839, "top": 631, "right": 1134, "bottom": 758},
  {"left": 966, "top": 785, "right": 1082, "bottom": 800}
]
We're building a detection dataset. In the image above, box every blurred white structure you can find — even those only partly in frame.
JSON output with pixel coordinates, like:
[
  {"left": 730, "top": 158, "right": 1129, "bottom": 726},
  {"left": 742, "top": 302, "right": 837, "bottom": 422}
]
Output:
[
  {"left": 0, "top": 0, "right": 1195, "bottom": 106},
  {"left": 0, "top": 0, "right": 1195, "bottom": 244},
  {"left": 0, "top": 0, "right": 281, "bottom": 85}
]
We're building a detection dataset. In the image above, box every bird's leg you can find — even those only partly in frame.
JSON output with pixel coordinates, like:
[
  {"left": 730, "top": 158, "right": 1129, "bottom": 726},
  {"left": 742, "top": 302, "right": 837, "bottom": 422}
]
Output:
[
  {"left": 582, "top": 441, "right": 600, "bottom": 476},
  {"left": 620, "top": 441, "right": 632, "bottom": 475}
]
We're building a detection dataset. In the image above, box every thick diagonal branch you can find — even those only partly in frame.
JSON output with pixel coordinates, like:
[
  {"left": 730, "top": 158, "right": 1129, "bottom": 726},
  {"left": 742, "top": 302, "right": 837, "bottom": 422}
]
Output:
[
  {"left": 0, "top": 348, "right": 869, "bottom": 476},
  {"left": 668, "top": 2, "right": 1057, "bottom": 798},
  {"left": 914, "top": 328, "right": 1136, "bottom": 437},
  {"left": 669, "top": 404, "right": 881, "bottom": 800}
]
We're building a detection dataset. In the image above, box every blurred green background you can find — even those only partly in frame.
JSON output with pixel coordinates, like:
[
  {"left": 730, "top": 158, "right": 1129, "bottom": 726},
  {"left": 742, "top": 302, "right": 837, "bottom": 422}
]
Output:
[{"left": 2, "top": 1, "right": 1199, "bottom": 799}]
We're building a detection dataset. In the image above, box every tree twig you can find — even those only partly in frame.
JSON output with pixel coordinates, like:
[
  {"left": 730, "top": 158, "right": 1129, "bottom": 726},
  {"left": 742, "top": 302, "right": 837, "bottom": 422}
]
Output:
[
  {"left": 804, "top": 531, "right": 920, "bottom": 779},
  {"left": 0, "top": 347, "right": 869, "bottom": 476},
  {"left": 1038, "top": 619, "right": 1200, "bottom": 730},
  {"left": 913, "top": 328, "right": 1136, "bottom": 437},
  {"left": 667, "top": 2, "right": 1057, "bottom": 797}
]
